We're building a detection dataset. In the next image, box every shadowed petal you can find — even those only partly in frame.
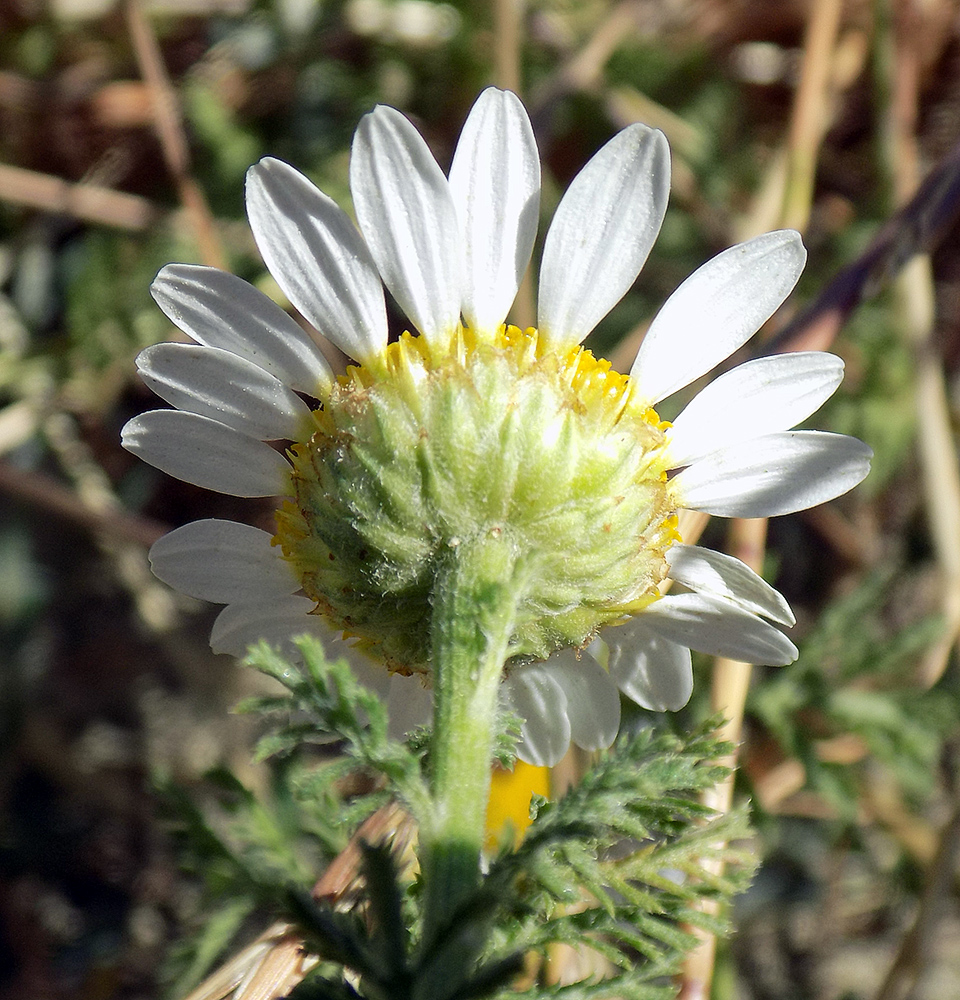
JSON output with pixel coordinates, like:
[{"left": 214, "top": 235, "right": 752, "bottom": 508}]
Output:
[
  {"left": 551, "top": 647, "right": 620, "bottom": 751},
  {"left": 502, "top": 664, "right": 571, "bottom": 767},
  {"left": 121, "top": 410, "right": 290, "bottom": 497},
  {"left": 150, "top": 519, "right": 299, "bottom": 604},
  {"left": 151, "top": 264, "right": 332, "bottom": 394},
  {"left": 211, "top": 595, "right": 331, "bottom": 659},
  {"left": 603, "top": 622, "right": 693, "bottom": 712},
  {"left": 386, "top": 675, "right": 434, "bottom": 740}
]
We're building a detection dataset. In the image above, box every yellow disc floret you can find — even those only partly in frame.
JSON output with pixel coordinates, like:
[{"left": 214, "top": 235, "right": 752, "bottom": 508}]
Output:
[{"left": 274, "top": 325, "right": 679, "bottom": 675}]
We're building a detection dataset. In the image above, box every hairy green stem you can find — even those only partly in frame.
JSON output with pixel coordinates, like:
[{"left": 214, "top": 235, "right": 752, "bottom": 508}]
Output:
[{"left": 421, "top": 529, "right": 520, "bottom": 948}]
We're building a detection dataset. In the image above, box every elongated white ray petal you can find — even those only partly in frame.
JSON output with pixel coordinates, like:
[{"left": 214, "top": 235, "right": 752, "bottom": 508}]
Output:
[
  {"left": 137, "top": 344, "right": 312, "bottom": 441},
  {"left": 151, "top": 264, "right": 332, "bottom": 395},
  {"left": 641, "top": 593, "right": 798, "bottom": 665},
  {"left": 667, "top": 352, "right": 844, "bottom": 466},
  {"left": 350, "top": 105, "right": 461, "bottom": 343},
  {"left": 538, "top": 124, "right": 669, "bottom": 348},
  {"left": 211, "top": 595, "right": 331, "bottom": 659},
  {"left": 674, "top": 430, "right": 872, "bottom": 518},
  {"left": 550, "top": 648, "right": 620, "bottom": 752},
  {"left": 448, "top": 88, "right": 540, "bottom": 334},
  {"left": 666, "top": 543, "right": 795, "bottom": 626},
  {"left": 630, "top": 230, "right": 807, "bottom": 404},
  {"left": 246, "top": 158, "right": 388, "bottom": 363},
  {"left": 149, "top": 519, "right": 299, "bottom": 604},
  {"left": 601, "top": 622, "right": 693, "bottom": 712},
  {"left": 502, "top": 664, "right": 571, "bottom": 767},
  {"left": 121, "top": 410, "right": 290, "bottom": 497}
]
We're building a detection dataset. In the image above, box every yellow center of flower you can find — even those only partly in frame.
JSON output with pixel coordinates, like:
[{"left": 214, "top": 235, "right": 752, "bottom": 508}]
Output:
[{"left": 273, "top": 325, "right": 680, "bottom": 676}]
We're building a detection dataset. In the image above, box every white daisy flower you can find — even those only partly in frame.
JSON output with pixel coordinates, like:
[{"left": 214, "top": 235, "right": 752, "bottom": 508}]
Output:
[{"left": 122, "top": 88, "right": 871, "bottom": 766}]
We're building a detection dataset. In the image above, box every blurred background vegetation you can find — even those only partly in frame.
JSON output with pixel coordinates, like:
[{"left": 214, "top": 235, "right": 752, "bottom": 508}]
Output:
[{"left": 3, "top": 0, "right": 960, "bottom": 997}]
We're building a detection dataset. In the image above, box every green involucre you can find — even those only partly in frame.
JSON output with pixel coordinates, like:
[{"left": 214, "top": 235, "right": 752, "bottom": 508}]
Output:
[{"left": 275, "top": 327, "right": 679, "bottom": 674}]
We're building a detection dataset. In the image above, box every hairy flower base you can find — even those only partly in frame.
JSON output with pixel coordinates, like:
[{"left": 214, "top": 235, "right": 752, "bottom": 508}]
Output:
[
  {"left": 123, "top": 88, "right": 871, "bottom": 765},
  {"left": 275, "top": 325, "right": 680, "bottom": 674}
]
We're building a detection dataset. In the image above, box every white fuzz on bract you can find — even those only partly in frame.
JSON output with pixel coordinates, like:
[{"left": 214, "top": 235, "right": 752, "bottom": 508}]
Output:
[{"left": 122, "top": 88, "right": 872, "bottom": 768}]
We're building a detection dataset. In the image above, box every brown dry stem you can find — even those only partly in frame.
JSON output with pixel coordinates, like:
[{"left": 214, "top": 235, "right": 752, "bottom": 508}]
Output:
[
  {"left": 883, "top": 0, "right": 960, "bottom": 689},
  {"left": 125, "top": 0, "right": 227, "bottom": 269},
  {"left": 678, "top": 1, "right": 846, "bottom": 995},
  {"left": 181, "top": 803, "right": 417, "bottom": 1000},
  {"left": 0, "top": 162, "right": 159, "bottom": 230}
]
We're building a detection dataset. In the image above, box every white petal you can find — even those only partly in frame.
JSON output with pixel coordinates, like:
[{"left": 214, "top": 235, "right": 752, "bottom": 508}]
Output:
[
  {"left": 448, "top": 88, "right": 540, "bottom": 334},
  {"left": 151, "top": 264, "right": 332, "bottom": 395},
  {"left": 666, "top": 543, "right": 795, "bottom": 626},
  {"left": 602, "top": 622, "right": 693, "bottom": 712},
  {"left": 667, "top": 352, "right": 844, "bottom": 466},
  {"left": 210, "top": 595, "right": 329, "bottom": 659},
  {"left": 630, "top": 231, "right": 807, "bottom": 405},
  {"left": 246, "top": 158, "right": 388, "bottom": 363},
  {"left": 350, "top": 105, "right": 461, "bottom": 342},
  {"left": 137, "top": 344, "right": 312, "bottom": 441},
  {"left": 149, "top": 519, "right": 299, "bottom": 604},
  {"left": 502, "top": 664, "right": 571, "bottom": 767},
  {"left": 674, "top": 430, "right": 872, "bottom": 518},
  {"left": 386, "top": 674, "right": 433, "bottom": 740},
  {"left": 538, "top": 124, "right": 670, "bottom": 348},
  {"left": 550, "top": 648, "right": 620, "bottom": 752},
  {"left": 641, "top": 593, "right": 798, "bottom": 666},
  {"left": 343, "top": 657, "right": 432, "bottom": 739},
  {"left": 121, "top": 410, "right": 290, "bottom": 497}
]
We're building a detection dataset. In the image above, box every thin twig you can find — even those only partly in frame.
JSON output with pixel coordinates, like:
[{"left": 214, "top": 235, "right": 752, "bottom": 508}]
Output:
[
  {"left": 881, "top": 0, "right": 960, "bottom": 688},
  {"left": 0, "top": 458, "right": 167, "bottom": 549},
  {"left": 494, "top": 0, "right": 522, "bottom": 95},
  {"left": 675, "top": 520, "right": 768, "bottom": 1000},
  {"left": 528, "top": 1, "right": 641, "bottom": 116},
  {"left": 781, "top": 0, "right": 844, "bottom": 231},
  {"left": 125, "top": 0, "right": 227, "bottom": 269},
  {"left": 678, "top": 1, "right": 845, "bottom": 994},
  {"left": 0, "top": 162, "right": 159, "bottom": 231}
]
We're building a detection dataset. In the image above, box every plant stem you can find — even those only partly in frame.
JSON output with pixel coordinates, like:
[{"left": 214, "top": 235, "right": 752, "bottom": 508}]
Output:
[{"left": 421, "top": 528, "right": 520, "bottom": 948}]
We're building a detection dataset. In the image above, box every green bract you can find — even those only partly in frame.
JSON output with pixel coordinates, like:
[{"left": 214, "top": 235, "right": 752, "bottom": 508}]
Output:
[{"left": 276, "top": 326, "right": 679, "bottom": 674}]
